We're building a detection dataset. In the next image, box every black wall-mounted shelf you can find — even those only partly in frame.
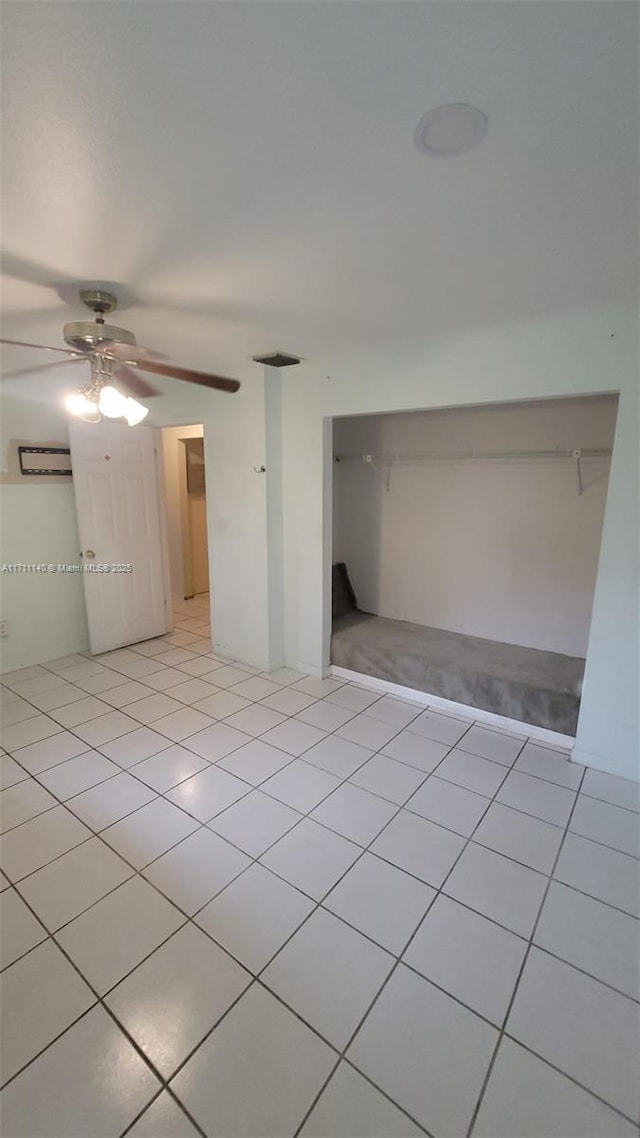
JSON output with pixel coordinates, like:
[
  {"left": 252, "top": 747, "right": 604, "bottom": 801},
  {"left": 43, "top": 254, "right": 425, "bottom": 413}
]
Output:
[{"left": 18, "top": 446, "right": 72, "bottom": 476}]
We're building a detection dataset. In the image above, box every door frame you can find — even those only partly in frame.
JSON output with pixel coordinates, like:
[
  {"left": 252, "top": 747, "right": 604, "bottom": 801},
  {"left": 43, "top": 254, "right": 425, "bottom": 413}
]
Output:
[
  {"left": 156, "top": 422, "right": 210, "bottom": 608},
  {"left": 177, "top": 436, "right": 194, "bottom": 599},
  {"left": 153, "top": 428, "right": 174, "bottom": 635}
]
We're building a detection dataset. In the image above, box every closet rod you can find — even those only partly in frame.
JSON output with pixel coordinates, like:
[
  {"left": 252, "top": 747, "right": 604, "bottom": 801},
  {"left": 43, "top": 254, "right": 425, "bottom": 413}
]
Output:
[{"left": 335, "top": 447, "right": 612, "bottom": 464}]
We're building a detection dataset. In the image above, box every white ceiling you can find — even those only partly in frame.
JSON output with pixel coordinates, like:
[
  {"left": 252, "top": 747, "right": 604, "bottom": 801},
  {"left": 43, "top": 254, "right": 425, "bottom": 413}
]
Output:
[{"left": 1, "top": 1, "right": 637, "bottom": 391}]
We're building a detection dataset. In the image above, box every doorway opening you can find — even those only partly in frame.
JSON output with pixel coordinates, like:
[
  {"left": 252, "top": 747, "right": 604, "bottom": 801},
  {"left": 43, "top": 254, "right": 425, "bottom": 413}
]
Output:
[{"left": 160, "top": 424, "right": 211, "bottom": 645}]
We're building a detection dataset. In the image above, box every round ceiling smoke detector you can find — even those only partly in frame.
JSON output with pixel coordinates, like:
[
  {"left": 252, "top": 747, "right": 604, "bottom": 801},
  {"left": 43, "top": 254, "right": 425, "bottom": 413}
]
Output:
[{"left": 414, "top": 103, "right": 488, "bottom": 157}]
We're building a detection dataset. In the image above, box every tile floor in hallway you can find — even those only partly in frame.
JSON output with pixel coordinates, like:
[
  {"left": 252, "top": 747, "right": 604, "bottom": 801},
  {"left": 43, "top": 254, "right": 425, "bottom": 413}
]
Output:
[{"left": 1, "top": 596, "right": 639, "bottom": 1138}]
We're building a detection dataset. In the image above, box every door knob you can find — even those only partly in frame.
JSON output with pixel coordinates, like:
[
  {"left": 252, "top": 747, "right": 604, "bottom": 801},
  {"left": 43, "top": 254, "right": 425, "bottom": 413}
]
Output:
[{"left": 83, "top": 549, "right": 96, "bottom": 559}]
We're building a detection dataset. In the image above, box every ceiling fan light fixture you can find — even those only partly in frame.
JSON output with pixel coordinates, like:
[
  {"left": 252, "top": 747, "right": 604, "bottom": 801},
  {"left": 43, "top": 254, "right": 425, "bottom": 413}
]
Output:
[
  {"left": 123, "top": 397, "right": 149, "bottom": 426},
  {"left": 66, "top": 383, "right": 147, "bottom": 426},
  {"left": 66, "top": 391, "right": 101, "bottom": 422},
  {"left": 98, "top": 384, "right": 128, "bottom": 418}
]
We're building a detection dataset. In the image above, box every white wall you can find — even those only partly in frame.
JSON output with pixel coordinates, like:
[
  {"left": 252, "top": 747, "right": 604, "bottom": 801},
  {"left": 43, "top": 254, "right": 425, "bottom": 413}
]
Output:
[
  {"left": 161, "top": 424, "right": 204, "bottom": 601},
  {"left": 0, "top": 395, "right": 89, "bottom": 670},
  {"left": 281, "top": 304, "right": 639, "bottom": 781},
  {"left": 333, "top": 398, "right": 616, "bottom": 657}
]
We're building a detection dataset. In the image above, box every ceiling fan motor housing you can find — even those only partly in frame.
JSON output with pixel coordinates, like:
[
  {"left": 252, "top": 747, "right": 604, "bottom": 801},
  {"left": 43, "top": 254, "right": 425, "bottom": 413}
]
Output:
[
  {"left": 63, "top": 321, "right": 137, "bottom": 353},
  {"left": 63, "top": 289, "right": 137, "bottom": 353},
  {"left": 79, "top": 288, "right": 118, "bottom": 315}
]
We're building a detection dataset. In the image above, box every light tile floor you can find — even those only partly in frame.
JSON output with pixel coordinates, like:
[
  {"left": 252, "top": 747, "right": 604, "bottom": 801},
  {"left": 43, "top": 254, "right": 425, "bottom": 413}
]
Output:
[{"left": 1, "top": 596, "right": 639, "bottom": 1137}]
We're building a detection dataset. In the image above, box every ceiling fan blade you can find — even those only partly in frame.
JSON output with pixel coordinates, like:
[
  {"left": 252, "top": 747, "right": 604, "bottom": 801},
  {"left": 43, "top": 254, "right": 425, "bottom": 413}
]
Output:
[
  {"left": 102, "top": 343, "right": 240, "bottom": 393},
  {"left": 1, "top": 256, "right": 138, "bottom": 312},
  {"left": 1, "top": 357, "right": 85, "bottom": 380},
  {"left": 1, "top": 252, "right": 77, "bottom": 289},
  {"left": 1, "top": 305, "right": 65, "bottom": 325},
  {"left": 98, "top": 341, "right": 166, "bottom": 362},
  {"left": 113, "top": 364, "right": 160, "bottom": 399},
  {"left": 125, "top": 357, "right": 240, "bottom": 394},
  {"left": 0, "top": 337, "right": 82, "bottom": 356}
]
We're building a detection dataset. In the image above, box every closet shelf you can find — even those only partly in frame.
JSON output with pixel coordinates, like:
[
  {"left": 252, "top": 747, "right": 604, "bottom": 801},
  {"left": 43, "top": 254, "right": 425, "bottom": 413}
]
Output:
[
  {"left": 334, "top": 447, "right": 612, "bottom": 496},
  {"left": 334, "top": 447, "right": 612, "bottom": 465}
]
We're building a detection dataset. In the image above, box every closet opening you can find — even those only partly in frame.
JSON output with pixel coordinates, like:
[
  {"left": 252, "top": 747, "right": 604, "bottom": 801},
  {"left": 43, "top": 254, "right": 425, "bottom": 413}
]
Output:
[{"left": 330, "top": 394, "right": 618, "bottom": 737}]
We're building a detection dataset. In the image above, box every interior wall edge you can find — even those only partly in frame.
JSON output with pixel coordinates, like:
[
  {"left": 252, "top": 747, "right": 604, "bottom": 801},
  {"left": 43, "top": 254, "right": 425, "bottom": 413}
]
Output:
[{"left": 571, "top": 744, "right": 639, "bottom": 783}]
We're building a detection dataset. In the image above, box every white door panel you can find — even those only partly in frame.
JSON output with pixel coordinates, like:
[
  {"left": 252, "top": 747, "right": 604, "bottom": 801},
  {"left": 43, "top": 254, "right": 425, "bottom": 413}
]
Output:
[{"left": 69, "top": 421, "right": 169, "bottom": 654}]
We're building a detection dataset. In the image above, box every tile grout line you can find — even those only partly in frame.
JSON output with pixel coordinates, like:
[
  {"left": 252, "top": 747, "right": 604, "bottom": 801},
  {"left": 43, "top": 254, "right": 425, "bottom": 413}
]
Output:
[
  {"left": 3, "top": 664, "right": 586, "bottom": 797},
  {"left": 1, "top": 883, "right": 633, "bottom": 1124},
  {"left": 120, "top": 1083, "right": 209, "bottom": 1138},
  {"left": 2, "top": 750, "right": 266, "bottom": 1132},
  {"left": 2, "top": 763, "right": 488, "bottom": 1138},
  {"left": 13, "top": 719, "right": 637, "bottom": 863},
  {"left": 3, "top": 659, "right": 588, "bottom": 805},
  {"left": 1, "top": 890, "right": 224, "bottom": 1138},
  {"left": 3, "top": 670, "right": 522, "bottom": 816},
  {"left": 293, "top": 739, "right": 637, "bottom": 1134},
  {"left": 3, "top": 676, "right": 448, "bottom": 884},
  {"left": 6, "top": 648, "right": 470, "bottom": 755},
  {"left": 5, "top": 753, "right": 637, "bottom": 1020},
  {"left": 7, "top": 766, "right": 638, "bottom": 1013},
  {"left": 3, "top": 655, "right": 637, "bottom": 1132},
  {"left": 4, "top": 724, "right": 399, "bottom": 1024},
  {"left": 464, "top": 763, "right": 592, "bottom": 1138},
  {"left": 4, "top": 683, "right": 637, "bottom": 956},
  {"left": 146, "top": 752, "right": 447, "bottom": 1138},
  {"left": 8, "top": 723, "right": 634, "bottom": 868},
  {"left": 287, "top": 733, "right": 528, "bottom": 1138},
  {"left": 3, "top": 693, "right": 636, "bottom": 944},
  {"left": 296, "top": 1047, "right": 436, "bottom": 1138},
  {"left": 496, "top": 1028, "right": 640, "bottom": 1124},
  {"left": 6, "top": 662, "right": 363, "bottom": 769},
  {"left": 0, "top": 698, "right": 505, "bottom": 1128}
]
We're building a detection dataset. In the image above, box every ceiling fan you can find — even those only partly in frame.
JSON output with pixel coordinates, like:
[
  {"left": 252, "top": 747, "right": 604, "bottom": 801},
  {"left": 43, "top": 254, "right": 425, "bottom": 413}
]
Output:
[{"left": 1, "top": 288, "right": 241, "bottom": 425}]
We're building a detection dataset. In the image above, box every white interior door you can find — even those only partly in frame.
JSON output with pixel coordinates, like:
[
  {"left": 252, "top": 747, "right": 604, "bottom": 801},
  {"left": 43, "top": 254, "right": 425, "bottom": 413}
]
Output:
[{"left": 69, "top": 421, "right": 170, "bottom": 654}]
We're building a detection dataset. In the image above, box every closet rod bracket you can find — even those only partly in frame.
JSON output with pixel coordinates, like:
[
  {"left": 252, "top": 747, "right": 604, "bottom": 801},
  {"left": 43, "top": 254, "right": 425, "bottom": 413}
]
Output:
[
  {"left": 364, "top": 454, "right": 392, "bottom": 491},
  {"left": 573, "top": 449, "right": 584, "bottom": 496}
]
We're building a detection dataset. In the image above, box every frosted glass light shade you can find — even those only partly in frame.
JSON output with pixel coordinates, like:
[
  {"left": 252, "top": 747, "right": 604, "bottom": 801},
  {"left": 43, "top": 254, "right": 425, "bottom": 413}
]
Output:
[
  {"left": 65, "top": 392, "right": 101, "bottom": 422},
  {"left": 99, "top": 385, "right": 128, "bottom": 418},
  {"left": 124, "top": 397, "right": 149, "bottom": 425}
]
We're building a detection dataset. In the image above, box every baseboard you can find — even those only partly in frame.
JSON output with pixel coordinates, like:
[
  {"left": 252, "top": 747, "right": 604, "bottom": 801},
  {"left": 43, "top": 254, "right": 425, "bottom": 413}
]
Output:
[
  {"left": 1, "top": 637, "right": 91, "bottom": 675},
  {"left": 330, "top": 665, "right": 575, "bottom": 753},
  {"left": 212, "top": 641, "right": 265, "bottom": 671},
  {"left": 571, "top": 744, "right": 639, "bottom": 783},
  {"left": 291, "top": 660, "right": 324, "bottom": 679}
]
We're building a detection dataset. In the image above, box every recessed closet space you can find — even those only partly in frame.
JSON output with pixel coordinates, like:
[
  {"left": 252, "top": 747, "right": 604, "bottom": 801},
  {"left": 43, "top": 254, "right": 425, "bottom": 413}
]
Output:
[{"left": 331, "top": 395, "right": 618, "bottom": 735}]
